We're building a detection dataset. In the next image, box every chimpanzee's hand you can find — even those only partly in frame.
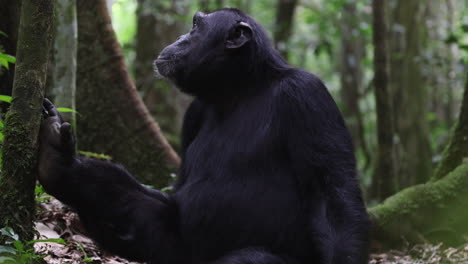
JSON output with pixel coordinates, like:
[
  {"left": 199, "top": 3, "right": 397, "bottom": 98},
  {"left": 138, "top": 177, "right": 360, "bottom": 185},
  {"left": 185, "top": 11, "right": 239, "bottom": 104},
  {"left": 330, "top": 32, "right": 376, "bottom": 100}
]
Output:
[{"left": 38, "top": 99, "right": 76, "bottom": 188}]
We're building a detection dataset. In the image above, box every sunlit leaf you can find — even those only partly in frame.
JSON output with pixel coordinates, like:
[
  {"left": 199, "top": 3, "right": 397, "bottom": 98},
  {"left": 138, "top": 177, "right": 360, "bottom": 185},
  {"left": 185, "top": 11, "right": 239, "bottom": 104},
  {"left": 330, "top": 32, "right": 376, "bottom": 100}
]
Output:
[
  {"left": 56, "top": 107, "right": 78, "bottom": 114},
  {"left": 0, "top": 53, "right": 15, "bottom": 68},
  {"left": 78, "top": 151, "right": 112, "bottom": 160},
  {"left": 0, "top": 58, "right": 9, "bottom": 69},
  {"left": 27, "top": 238, "right": 66, "bottom": 245},
  {"left": 0, "top": 95, "right": 12, "bottom": 103},
  {"left": 0, "top": 227, "right": 19, "bottom": 241},
  {"left": 1, "top": 54, "right": 15, "bottom": 63}
]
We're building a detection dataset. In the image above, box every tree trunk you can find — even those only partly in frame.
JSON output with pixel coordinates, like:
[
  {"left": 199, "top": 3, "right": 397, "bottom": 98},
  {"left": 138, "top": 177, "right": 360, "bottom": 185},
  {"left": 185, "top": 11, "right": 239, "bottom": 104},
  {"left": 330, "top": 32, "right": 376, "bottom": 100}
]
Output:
[
  {"left": 51, "top": 0, "right": 77, "bottom": 124},
  {"left": 215, "top": 0, "right": 224, "bottom": 9},
  {"left": 199, "top": 0, "right": 210, "bottom": 11},
  {"left": 0, "top": 0, "right": 54, "bottom": 242},
  {"left": 369, "top": 0, "right": 397, "bottom": 202},
  {"left": 198, "top": 0, "right": 225, "bottom": 12},
  {"left": 425, "top": 0, "right": 459, "bottom": 146},
  {"left": 135, "top": 0, "right": 191, "bottom": 146},
  {"left": 370, "top": 164, "right": 468, "bottom": 250},
  {"left": 76, "top": 0, "right": 180, "bottom": 187},
  {"left": 273, "top": 0, "right": 298, "bottom": 60},
  {"left": 371, "top": 63, "right": 468, "bottom": 248},
  {"left": 232, "top": 0, "right": 251, "bottom": 11},
  {"left": 389, "top": 0, "right": 432, "bottom": 188},
  {"left": 443, "top": 0, "right": 458, "bottom": 127},
  {"left": 0, "top": 0, "right": 21, "bottom": 113},
  {"left": 434, "top": 71, "right": 468, "bottom": 180},
  {"left": 338, "top": 1, "right": 371, "bottom": 171}
]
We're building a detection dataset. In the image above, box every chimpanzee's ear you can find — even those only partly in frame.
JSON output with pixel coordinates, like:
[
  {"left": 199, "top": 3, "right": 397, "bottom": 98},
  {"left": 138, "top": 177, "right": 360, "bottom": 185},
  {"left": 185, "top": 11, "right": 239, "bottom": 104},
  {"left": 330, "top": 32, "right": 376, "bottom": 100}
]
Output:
[{"left": 225, "top": 21, "right": 253, "bottom": 49}]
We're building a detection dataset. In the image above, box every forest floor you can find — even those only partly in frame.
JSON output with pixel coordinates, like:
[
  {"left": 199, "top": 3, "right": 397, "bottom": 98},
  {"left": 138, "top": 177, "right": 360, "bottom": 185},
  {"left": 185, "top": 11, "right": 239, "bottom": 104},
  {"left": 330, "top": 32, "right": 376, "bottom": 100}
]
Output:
[
  {"left": 35, "top": 197, "right": 468, "bottom": 264},
  {"left": 35, "top": 197, "right": 140, "bottom": 264}
]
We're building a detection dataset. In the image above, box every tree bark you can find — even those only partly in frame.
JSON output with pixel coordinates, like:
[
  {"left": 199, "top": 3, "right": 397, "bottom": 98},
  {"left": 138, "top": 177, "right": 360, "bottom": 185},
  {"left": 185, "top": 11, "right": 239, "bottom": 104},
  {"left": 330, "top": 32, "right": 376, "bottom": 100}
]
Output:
[
  {"left": 0, "top": 0, "right": 54, "bottom": 242},
  {"left": 389, "top": 0, "right": 432, "bottom": 188},
  {"left": 434, "top": 71, "right": 468, "bottom": 180},
  {"left": 51, "top": 0, "right": 77, "bottom": 124},
  {"left": 273, "top": 0, "right": 298, "bottom": 60},
  {"left": 339, "top": 1, "right": 371, "bottom": 170},
  {"left": 370, "top": 164, "right": 468, "bottom": 250},
  {"left": 198, "top": 0, "right": 225, "bottom": 12},
  {"left": 425, "top": 0, "right": 459, "bottom": 145},
  {"left": 199, "top": 0, "right": 210, "bottom": 11},
  {"left": 135, "top": 0, "right": 191, "bottom": 144},
  {"left": 369, "top": 0, "right": 397, "bottom": 202},
  {"left": 371, "top": 70, "right": 468, "bottom": 247},
  {"left": 76, "top": 0, "right": 180, "bottom": 187}
]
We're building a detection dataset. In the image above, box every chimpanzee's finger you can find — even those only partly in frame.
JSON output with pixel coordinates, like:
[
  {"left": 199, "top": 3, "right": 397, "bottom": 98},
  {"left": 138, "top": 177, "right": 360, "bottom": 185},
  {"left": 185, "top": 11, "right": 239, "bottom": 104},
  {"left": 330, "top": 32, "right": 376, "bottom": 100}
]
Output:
[
  {"left": 42, "top": 105, "right": 49, "bottom": 119},
  {"left": 60, "top": 122, "right": 76, "bottom": 157},
  {"left": 43, "top": 98, "right": 63, "bottom": 123},
  {"left": 43, "top": 98, "right": 55, "bottom": 114}
]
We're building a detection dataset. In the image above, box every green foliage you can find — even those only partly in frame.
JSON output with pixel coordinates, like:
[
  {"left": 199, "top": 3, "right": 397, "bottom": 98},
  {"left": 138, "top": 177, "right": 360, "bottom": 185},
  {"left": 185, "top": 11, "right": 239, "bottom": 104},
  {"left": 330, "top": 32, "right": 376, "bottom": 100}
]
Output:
[
  {"left": 0, "top": 34, "right": 14, "bottom": 103},
  {"left": 0, "top": 96, "right": 12, "bottom": 104},
  {"left": 112, "top": 0, "right": 137, "bottom": 46},
  {"left": 56, "top": 107, "right": 79, "bottom": 114},
  {"left": 0, "top": 227, "right": 66, "bottom": 264},
  {"left": 74, "top": 242, "right": 93, "bottom": 263},
  {"left": 111, "top": 0, "right": 137, "bottom": 68},
  {"left": 0, "top": 95, "right": 11, "bottom": 171},
  {"left": 0, "top": 53, "right": 15, "bottom": 70},
  {"left": 34, "top": 186, "right": 51, "bottom": 203},
  {"left": 78, "top": 151, "right": 112, "bottom": 160}
]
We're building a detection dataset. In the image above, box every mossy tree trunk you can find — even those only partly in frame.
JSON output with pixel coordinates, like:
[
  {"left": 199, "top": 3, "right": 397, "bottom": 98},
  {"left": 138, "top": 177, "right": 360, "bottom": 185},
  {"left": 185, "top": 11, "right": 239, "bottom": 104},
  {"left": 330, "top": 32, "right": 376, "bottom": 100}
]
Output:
[
  {"left": 389, "top": 0, "right": 433, "bottom": 188},
  {"left": 273, "top": 0, "right": 298, "bottom": 60},
  {"left": 338, "top": 1, "right": 371, "bottom": 171},
  {"left": 0, "top": 0, "right": 54, "bottom": 242},
  {"left": 434, "top": 71, "right": 468, "bottom": 180},
  {"left": 370, "top": 67, "right": 468, "bottom": 249},
  {"left": 50, "top": 0, "right": 77, "bottom": 124},
  {"left": 370, "top": 0, "right": 397, "bottom": 202},
  {"left": 76, "top": 0, "right": 180, "bottom": 187},
  {"left": 370, "top": 164, "right": 468, "bottom": 250}
]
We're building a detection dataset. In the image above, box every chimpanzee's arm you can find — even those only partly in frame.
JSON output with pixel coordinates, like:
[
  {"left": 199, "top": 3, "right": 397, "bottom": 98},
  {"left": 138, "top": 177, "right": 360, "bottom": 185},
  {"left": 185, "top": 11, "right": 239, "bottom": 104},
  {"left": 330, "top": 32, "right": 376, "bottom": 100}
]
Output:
[
  {"left": 38, "top": 99, "right": 183, "bottom": 264},
  {"left": 174, "top": 99, "right": 205, "bottom": 189}
]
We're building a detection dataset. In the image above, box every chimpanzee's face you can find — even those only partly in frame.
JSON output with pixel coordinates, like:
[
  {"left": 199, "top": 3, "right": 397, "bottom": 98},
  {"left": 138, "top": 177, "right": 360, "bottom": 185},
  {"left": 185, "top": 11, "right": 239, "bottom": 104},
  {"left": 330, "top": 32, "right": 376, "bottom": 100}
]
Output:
[{"left": 154, "top": 10, "right": 253, "bottom": 93}]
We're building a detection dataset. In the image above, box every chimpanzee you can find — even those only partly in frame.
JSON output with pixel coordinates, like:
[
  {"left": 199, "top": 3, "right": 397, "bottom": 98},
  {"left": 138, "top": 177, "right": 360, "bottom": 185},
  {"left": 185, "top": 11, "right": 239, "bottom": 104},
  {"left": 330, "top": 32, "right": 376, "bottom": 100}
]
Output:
[{"left": 38, "top": 8, "right": 370, "bottom": 264}]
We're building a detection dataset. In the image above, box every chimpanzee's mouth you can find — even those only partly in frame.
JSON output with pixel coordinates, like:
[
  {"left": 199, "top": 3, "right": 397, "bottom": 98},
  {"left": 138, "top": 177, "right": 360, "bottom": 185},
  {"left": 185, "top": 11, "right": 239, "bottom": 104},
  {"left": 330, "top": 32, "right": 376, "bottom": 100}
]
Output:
[
  {"left": 153, "top": 58, "right": 175, "bottom": 79},
  {"left": 155, "top": 56, "right": 174, "bottom": 62}
]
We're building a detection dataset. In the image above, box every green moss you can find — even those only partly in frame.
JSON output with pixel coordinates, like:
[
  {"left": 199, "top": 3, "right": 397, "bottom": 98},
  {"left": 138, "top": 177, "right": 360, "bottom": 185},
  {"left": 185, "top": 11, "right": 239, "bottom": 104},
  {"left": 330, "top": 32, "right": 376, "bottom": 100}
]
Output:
[
  {"left": 369, "top": 164, "right": 468, "bottom": 248},
  {"left": 0, "top": 113, "right": 38, "bottom": 242}
]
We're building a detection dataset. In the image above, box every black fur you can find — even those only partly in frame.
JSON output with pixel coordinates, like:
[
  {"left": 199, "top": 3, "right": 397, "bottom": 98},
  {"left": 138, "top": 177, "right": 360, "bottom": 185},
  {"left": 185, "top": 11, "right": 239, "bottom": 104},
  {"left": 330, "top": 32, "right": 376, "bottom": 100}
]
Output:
[{"left": 39, "top": 9, "right": 369, "bottom": 264}]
